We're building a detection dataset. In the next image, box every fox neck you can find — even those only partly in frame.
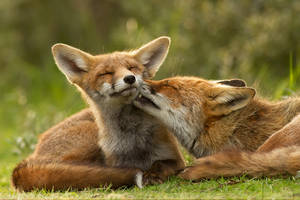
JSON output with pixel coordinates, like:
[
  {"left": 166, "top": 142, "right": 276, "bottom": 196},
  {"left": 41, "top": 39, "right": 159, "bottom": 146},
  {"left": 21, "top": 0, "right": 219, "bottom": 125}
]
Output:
[
  {"left": 90, "top": 99, "right": 128, "bottom": 130},
  {"left": 162, "top": 106, "right": 209, "bottom": 158},
  {"left": 201, "top": 97, "right": 300, "bottom": 155},
  {"left": 85, "top": 93, "right": 163, "bottom": 170}
]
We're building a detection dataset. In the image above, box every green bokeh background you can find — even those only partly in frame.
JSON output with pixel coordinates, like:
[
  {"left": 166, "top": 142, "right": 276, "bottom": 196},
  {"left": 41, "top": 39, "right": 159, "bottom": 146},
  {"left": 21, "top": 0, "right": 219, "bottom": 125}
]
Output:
[{"left": 1, "top": 0, "right": 300, "bottom": 161}]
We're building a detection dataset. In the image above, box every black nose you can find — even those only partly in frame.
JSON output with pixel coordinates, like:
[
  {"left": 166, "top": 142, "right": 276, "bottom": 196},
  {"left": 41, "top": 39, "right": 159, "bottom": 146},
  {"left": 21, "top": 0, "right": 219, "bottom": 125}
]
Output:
[{"left": 124, "top": 75, "right": 136, "bottom": 84}]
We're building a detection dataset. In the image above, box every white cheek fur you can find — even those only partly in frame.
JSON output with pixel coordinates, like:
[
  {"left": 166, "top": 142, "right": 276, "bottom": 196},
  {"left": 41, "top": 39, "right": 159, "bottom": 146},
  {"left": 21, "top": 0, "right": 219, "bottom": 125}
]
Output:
[
  {"left": 114, "top": 79, "right": 126, "bottom": 91},
  {"left": 147, "top": 95, "right": 201, "bottom": 155},
  {"left": 99, "top": 82, "right": 113, "bottom": 95},
  {"left": 112, "top": 75, "right": 142, "bottom": 93}
]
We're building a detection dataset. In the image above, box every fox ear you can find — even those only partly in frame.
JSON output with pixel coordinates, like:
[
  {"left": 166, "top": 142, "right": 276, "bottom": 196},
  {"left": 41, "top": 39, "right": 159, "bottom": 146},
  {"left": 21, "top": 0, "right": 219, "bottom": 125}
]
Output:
[
  {"left": 207, "top": 85, "right": 256, "bottom": 116},
  {"left": 216, "top": 79, "right": 247, "bottom": 87},
  {"left": 52, "top": 44, "right": 92, "bottom": 83},
  {"left": 133, "top": 36, "right": 170, "bottom": 78}
]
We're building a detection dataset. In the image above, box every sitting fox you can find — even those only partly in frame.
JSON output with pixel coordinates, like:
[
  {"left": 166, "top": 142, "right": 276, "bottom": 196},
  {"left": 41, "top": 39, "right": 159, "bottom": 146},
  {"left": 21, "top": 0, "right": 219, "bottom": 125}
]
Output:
[
  {"left": 12, "top": 37, "right": 185, "bottom": 191},
  {"left": 134, "top": 76, "right": 300, "bottom": 180}
]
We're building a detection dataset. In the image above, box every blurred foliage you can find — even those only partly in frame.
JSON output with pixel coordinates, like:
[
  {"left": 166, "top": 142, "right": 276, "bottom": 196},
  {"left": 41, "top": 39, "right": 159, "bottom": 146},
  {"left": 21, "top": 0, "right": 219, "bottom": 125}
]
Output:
[{"left": 1, "top": 0, "right": 300, "bottom": 157}]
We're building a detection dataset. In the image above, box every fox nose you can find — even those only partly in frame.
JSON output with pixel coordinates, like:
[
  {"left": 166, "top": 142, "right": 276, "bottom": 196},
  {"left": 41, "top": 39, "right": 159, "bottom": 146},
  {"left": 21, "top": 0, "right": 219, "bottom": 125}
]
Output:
[{"left": 124, "top": 75, "right": 136, "bottom": 84}]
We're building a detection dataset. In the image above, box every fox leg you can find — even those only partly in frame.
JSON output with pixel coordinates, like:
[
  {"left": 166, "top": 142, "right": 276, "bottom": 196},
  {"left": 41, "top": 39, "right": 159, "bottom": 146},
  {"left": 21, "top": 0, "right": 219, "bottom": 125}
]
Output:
[
  {"left": 178, "top": 146, "right": 300, "bottom": 181},
  {"left": 12, "top": 160, "right": 143, "bottom": 192},
  {"left": 143, "top": 159, "right": 185, "bottom": 185},
  {"left": 178, "top": 149, "right": 247, "bottom": 181},
  {"left": 178, "top": 115, "right": 300, "bottom": 181},
  {"left": 257, "top": 114, "right": 300, "bottom": 152}
]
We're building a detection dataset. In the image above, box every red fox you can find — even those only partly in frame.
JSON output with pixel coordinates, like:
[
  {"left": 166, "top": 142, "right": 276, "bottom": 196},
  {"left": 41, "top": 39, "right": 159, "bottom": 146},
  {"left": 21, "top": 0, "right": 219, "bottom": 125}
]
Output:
[
  {"left": 134, "top": 76, "right": 300, "bottom": 180},
  {"left": 12, "top": 37, "right": 185, "bottom": 191}
]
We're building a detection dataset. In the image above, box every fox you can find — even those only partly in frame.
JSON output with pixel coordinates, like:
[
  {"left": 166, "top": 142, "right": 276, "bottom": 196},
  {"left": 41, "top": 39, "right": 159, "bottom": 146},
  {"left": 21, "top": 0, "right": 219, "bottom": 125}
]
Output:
[
  {"left": 134, "top": 76, "right": 300, "bottom": 180},
  {"left": 11, "top": 37, "right": 185, "bottom": 192}
]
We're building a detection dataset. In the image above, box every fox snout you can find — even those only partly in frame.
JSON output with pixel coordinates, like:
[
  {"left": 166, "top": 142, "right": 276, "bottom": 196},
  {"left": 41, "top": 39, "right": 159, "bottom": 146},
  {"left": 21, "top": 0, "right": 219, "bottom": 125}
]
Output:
[
  {"left": 124, "top": 75, "right": 136, "bottom": 85},
  {"left": 108, "top": 74, "right": 142, "bottom": 98}
]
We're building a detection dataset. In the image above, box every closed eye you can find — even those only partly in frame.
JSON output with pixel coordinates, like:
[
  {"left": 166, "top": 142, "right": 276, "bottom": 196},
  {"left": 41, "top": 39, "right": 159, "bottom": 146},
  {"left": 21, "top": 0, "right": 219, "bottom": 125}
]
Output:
[
  {"left": 98, "top": 72, "right": 113, "bottom": 77},
  {"left": 128, "top": 66, "right": 138, "bottom": 71}
]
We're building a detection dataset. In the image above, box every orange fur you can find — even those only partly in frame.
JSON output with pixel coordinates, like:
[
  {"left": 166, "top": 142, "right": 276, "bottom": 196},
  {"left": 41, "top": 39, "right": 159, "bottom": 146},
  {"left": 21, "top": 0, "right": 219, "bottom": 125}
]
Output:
[
  {"left": 134, "top": 76, "right": 300, "bottom": 180},
  {"left": 12, "top": 37, "right": 184, "bottom": 191}
]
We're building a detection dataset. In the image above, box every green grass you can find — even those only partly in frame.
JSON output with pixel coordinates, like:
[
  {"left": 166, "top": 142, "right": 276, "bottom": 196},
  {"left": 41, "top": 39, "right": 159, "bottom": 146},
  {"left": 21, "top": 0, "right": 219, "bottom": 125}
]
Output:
[
  {"left": 1, "top": 104, "right": 300, "bottom": 199},
  {"left": 1, "top": 62, "right": 300, "bottom": 199},
  {"left": 0, "top": 161, "right": 299, "bottom": 199}
]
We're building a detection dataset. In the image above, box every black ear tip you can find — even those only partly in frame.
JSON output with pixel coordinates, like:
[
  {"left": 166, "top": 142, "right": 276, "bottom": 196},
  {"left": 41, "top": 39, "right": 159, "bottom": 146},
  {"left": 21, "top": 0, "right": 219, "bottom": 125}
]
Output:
[
  {"left": 218, "top": 79, "right": 246, "bottom": 87},
  {"left": 230, "top": 79, "right": 246, "bottom": 87}
]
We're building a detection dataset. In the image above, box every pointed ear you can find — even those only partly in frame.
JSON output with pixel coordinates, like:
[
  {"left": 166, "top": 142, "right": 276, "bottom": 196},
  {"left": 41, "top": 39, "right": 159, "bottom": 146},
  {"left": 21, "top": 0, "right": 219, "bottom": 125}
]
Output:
[
  {"left": 216, "top": 79, "right": 247, "bottom": 87},
  {"left": 207, "top": 85, "right": 256, "bottom": 116},
  {"left": 133, "top": 36, "right": 170, "bottom": 78},
  {"left": 52, "top": 44, "right": 92, "bottom": 83}
]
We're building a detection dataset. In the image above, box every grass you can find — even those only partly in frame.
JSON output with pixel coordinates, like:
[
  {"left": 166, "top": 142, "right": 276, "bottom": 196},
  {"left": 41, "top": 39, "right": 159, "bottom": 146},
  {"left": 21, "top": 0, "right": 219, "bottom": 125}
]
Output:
[
  {"left": 0, "top": 107, "right": 300, "bottom": 200},
  {"left": 1, "top": 62, "right": 300, "bottom": 199},
  {"left": 0, "top": 161, "right": 299, "bottom": 199}
]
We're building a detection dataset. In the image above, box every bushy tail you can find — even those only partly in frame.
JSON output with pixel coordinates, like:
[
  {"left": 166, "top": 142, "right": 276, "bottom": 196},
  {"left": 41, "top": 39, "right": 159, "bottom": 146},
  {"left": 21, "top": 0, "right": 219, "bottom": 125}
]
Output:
[
  {"left": 179, "top": 146, "right": 300, "bottom": 180},
  {"left": 12, "top": 160, "right": 143, "bottom": 192}
]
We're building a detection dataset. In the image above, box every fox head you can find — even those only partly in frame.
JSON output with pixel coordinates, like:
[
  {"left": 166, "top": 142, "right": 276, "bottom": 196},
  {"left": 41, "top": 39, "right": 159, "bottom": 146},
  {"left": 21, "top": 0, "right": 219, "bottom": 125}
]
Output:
[
  {"left": 134, "top": 77, "right": 256, "bottom": 156},
  {"left": 51, "top": 36, "right": 170, "bottom": 108}
]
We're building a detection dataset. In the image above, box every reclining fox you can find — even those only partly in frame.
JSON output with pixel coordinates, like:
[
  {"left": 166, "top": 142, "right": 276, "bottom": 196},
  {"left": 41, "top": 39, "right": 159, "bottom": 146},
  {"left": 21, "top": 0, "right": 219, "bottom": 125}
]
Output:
[
  {"left": 11, "top": 37, "right": 185, "bottom": 191},
  {"left": 134, "top": 76, "right": 300, "bottom": 180}
]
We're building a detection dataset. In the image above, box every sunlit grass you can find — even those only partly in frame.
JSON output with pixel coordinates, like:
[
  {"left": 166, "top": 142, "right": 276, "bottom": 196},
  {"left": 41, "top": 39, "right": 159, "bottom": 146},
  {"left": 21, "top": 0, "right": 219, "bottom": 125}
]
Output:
[
  {"left": 1, "top": 62, "right": 300, "bottom": 199},
  {"left": 0, "top": 162, "right": 299, "bottom": 199}
]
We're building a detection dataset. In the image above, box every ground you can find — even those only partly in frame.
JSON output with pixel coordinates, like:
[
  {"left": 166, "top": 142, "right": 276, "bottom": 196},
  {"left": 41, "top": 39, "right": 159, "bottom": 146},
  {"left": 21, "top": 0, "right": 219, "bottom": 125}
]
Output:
[
  {"left": 1, "top": 71, "right": 300, "bottom": 199},
  {"left": 0, "top": 157, "right": 299, "bottom": 199}
]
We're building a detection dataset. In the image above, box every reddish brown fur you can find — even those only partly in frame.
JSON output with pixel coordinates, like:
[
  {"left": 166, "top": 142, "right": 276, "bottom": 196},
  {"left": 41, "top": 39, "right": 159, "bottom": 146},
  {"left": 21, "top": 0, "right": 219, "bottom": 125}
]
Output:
[
  {"left": 138, "top": 77, "right": 300, "bottom": 180},
  {"left": 11, "top": 109, "right": 139, "bottom": 192},
  {"left": 78, "top": 53, "right": 145, "bottom": 91},
  {"left": 13, "top": 159, "right": 141, "bottom": 191},
  {"left": 180, "top": 146, "right": 300, "bottom": 180},
  {"left": 12, "top": 38, "right": 185, "bottom": 191}
]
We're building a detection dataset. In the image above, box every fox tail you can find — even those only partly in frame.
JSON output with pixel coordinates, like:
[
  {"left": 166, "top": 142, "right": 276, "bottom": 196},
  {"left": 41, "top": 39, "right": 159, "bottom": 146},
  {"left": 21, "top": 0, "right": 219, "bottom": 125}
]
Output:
[{"left": 12, "top": 160, "right": 143, "bottom": 192}]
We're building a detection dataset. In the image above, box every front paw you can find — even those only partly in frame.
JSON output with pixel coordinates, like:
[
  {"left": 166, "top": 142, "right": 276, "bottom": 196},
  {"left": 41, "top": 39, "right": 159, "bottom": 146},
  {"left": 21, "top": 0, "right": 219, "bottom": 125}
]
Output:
[
  {"left": 142, "top": 171, "right": 164, "bottom": 186},
  {"left": 178, "top": 166, "right": 199, "bottom": 181}
]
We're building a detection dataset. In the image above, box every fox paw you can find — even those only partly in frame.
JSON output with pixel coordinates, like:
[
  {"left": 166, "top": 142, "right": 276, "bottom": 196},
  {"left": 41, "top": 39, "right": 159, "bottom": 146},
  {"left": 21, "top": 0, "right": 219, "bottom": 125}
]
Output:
[
  {"left": 134, "top": 171, "right": 164, "bottom": 188},
  {"left": 178, "top": 166, "right": 199, "bottom": 181},
  {"left": 142, "top": 171, "right": 164, "bottom": 186}
]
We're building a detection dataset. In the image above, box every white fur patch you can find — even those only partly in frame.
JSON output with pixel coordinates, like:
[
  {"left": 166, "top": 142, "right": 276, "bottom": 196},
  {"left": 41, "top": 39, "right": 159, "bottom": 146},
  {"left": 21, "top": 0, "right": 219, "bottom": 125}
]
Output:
[
  {"left": 135, "top": 75, "right": 143, "bottom": 85},
  {"left": 135, "top": 171, "right": 143, "bottom": 188},
  {"left": 100, "top": 82, "right": 112, "bottom": 95},
  {"left": 74, "top": 57, "right": 87, "bottom": 71},
  {"left": 296, "top": 171, "right": 300, "bottom": 179},
  {"left": 114, "top": 79, "right": 126, "bottom": 91}
]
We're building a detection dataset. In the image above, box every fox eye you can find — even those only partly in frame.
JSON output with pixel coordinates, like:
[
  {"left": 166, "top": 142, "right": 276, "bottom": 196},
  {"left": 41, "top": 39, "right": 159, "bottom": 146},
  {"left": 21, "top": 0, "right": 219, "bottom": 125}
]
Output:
[
  {"left": 128, "top": 66, "right": 138, "bottom": 71},
  {"left": 98, "top": 72, "right": 113, "bottom": 77}
]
